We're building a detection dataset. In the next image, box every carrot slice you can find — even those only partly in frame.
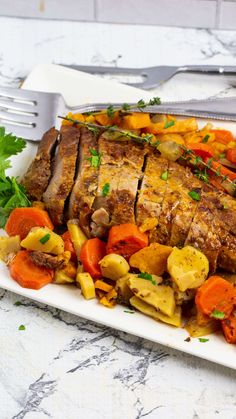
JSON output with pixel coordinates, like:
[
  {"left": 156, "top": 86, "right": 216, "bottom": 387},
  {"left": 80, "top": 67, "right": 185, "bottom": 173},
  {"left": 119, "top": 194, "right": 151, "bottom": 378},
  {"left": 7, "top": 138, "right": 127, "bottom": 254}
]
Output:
[
  {"left": 62, "top": 231, "right": 77, "bottom": 262},
  {"left": 226, "top": 148, "right": 236, "bottom": 164},
  {"left": 107, "top": 223, "right": 148, "bottom": 259},
  {"left": 5, "top": 207, "right": 54, "bottom": 240},
  {"left": 195, "top": 275, "right": 236, "bottom": 319},
  {"left": 221, "top": 313, "right": 236, "bottom": 344},
  {"left": 188, "top": 143, "right": 213, "bottom": 159},
  {"left": 94, "top": 280, "right": 113, "bottom": 292},
  {"left": 10, "top": 250, "right": 54, "bottom": 290},
  {"left": 80, "top": 238, "right": 106, "bottom": 279},
  {"left": 211, "top": 129, "right": 234, "bottom": 145}
]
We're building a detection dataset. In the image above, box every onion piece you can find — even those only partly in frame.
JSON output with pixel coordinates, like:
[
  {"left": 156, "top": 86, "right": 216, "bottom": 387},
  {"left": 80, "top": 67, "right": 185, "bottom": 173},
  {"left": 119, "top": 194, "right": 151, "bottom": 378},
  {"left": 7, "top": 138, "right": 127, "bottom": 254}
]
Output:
[{"left": 157, "top": 141, "right": 182, "bottom": 162}]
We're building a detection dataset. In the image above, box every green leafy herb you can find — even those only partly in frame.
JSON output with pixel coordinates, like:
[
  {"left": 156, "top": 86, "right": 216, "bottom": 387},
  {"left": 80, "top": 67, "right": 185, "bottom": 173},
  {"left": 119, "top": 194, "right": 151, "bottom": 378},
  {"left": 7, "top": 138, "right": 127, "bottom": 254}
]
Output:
[
  {"left": 223, "top": 204, "right": 228, "bottom": 209},
  {"left": 194, "top": 168, "right": 209, "bottom": 183},
  {"left": 148, "top": 97, "right": 161, "bottom": 106},
  {"left": 164, "top": 120, "right": 175, "bottom": 129},
  {"left": 107, "top": 105, "right": 115, "bottom": 118},
  {"left": 87, "top": 148, "right": 102, "bottom": 168},
  {"left": 188, "top": 190, "right": 201, "bottom": 201},
  {"left": 124, "top": 310, "right": 135, "bottom": 314},
  {"left": 137, "top": 99, "right": 146, "bottom": 109},
  {"left": 219, "top": 153, "right": 226, "bottom": 159},
  {"left": 198, "top": 338, "right": 209, "bottom": 343},
  {"left": 18, "top": 325, "right": 25, "bottom": 331},
  {"left": 202, "top": 134, "right": 210, "bottom": 143},
  {"left": 160, "top": 170, "right": 168, "bottom": 181},
  {"left": 102, "top": 183, "right": 110, "bottom": 197},
  {"left": 138, "top": 272, "right": 156, "bottom": 285},
  {"left": 210, "top": 309, "right": 225, "bottom": 320},
  {"left": 122, "top": 103, "right": 130, "bottom": 111},
  {"left": 14, "top": 301, "right": 22, "bottom": 306},
  {"left": 39, "top": 233, "right": 51, "bottom": 244}
]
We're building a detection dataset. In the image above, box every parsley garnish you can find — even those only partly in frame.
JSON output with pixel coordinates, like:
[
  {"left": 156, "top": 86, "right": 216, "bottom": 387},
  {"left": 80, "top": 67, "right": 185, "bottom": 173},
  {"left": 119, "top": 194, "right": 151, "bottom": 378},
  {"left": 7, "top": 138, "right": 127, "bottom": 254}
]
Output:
[
  {"left": 124, "top": 310, "right": 135, "bottom": 314},
  {"left": 164, "top": 120, "right": 175, "bottom": 129},
  {"left": 138, "top": 272, "right": 156, "bottom": 285},
  {"left": 87, "top": 148, "right": 102, "bottom": 168},
  {"left": 39, "top": 233, "right": 51, "bottom": 244},
  {"left": 102, "top": 183, "right": 110, "bottom": 197},
  {"left": 14, "top": 301, "right": 22, "bottom": 306},
  {"left": 210, "top": 309, "right": 225, "bottom": 320},
  {"left": 188, "top": 190, "right": 201, "bottom": 201},
  {"left": 198, "top": 338, "right": 209, "bottom": 343},
  {"left": 160, "top": 170, "right": 168, "bottom": 181},
  {"left": 18, "top": 325, "right": 25, "bottom": 331},
  {"left": 202, "top": 134, "right": 210, "bottom": 143},
  {"left": 0, "top": 127, "right": 31, "bottom": 227}
]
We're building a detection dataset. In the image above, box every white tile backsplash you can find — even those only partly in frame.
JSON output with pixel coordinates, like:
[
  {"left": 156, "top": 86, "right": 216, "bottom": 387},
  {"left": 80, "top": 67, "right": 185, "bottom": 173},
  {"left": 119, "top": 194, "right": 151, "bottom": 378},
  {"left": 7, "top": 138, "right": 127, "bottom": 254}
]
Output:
[{"left": 0, "top": 0, "right": 234, "bottom": 30}]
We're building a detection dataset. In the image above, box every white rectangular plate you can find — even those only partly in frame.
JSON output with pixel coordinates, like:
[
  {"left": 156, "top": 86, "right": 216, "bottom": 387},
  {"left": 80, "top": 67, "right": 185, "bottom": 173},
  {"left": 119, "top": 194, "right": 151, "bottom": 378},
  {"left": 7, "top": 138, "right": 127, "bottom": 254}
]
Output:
[{"left": 1, "top": 64, "right": 236, "bottom": 369}]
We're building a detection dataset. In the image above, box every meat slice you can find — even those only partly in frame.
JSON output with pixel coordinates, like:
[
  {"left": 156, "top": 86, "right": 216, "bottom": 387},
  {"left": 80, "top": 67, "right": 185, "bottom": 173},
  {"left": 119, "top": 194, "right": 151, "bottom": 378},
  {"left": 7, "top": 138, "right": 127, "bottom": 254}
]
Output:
[
  {"left": 136, "top": 154, "right": 169, "bottom": 227},
  {"left": 21, "top": 127, "right": 59, "bottom": 200},
  {"left": 29, "top": 251, "right": 66, "bottom": 269},
  {"left": 91, "top": 136, "right": 145, "bottom": 236},
  {"left": 68, "top": 127, "right": 99, "bottom": 236},
  {"left": 43, "top": 125, "right": 80, "bottom": 225},
  {"left": 170, "top": 167, "right": 202, "bottom": 247}
]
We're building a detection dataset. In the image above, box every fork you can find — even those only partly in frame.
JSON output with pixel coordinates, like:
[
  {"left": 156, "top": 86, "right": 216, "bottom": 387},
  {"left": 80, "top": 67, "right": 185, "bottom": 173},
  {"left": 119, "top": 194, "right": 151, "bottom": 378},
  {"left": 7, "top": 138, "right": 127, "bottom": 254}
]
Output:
[{"left": 1, "top": 86, "right": 236, "bottom": 141}]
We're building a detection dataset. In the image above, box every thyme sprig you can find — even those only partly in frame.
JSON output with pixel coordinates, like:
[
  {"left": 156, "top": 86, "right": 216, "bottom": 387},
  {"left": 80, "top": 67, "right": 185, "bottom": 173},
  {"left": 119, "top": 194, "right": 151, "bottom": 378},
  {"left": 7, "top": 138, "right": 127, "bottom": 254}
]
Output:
[{"left": 58, "top": 115, "right": 236, "bottom": 192}]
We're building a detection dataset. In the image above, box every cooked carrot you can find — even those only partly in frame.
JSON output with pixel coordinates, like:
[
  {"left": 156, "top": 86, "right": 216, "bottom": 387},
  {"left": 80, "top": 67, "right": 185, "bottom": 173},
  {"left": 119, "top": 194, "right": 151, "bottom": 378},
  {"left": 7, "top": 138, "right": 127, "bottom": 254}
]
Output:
[
  {"left": 94, "top": 280, "right": 113, "bottom": 292},
  {"left": 209, "top": 160, "right": 236, "bottom": 181},
  {"left": 107, "top": 223, "right": 148, "bottom": 260},
  {"left": 221, "top": 313, "right": 236, "bottom": 344},
  {"left": 99, "top": 295, "right": 116, "bottom": 308},
  {"left": 10, "top": 250, "right": 54, "bottom": 290},
  {"left": 195, "top": 275, "right": 236, "bottom": 319},
  {"left": 188, "top": 143, "right": 213, "bottom": 159},
  {"left": 62, "top": 231, "right": 77, "bottom": 262},
  {"left": 211, "top": 129, "right": 234, "bottom": 145},
  {"left": 226, "top": 148, "right": 236, "bottom": 164},
  {"left": 80, "top": 238, "right": 106, "bottom": 279},
  {"left": 5, "top": 207, "right": 54, "bottom": 240}
]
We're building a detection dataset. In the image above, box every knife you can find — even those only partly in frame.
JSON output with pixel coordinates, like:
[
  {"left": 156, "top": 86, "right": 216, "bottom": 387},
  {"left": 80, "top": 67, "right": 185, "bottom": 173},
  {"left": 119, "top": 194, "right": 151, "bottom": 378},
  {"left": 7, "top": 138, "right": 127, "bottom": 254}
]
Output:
[{"left": 60, "top": 64, "right": 236, "bottom": 90}]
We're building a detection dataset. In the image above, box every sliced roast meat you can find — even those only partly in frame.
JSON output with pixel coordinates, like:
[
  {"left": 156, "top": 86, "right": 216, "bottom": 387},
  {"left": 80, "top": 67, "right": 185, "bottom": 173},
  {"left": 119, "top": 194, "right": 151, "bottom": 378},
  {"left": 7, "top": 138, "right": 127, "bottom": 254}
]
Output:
[
  {"left": 21, "top": 127, "right": 59, "bottom": 200},
  {"left": 43, "top": 125, "right": 80, "bottom": 225},
  {"left": 68, "top": 127, "right": 99, "bottom": 236},
  {"left": 136, "top": 154, "right": 169, "bottom": 227}
]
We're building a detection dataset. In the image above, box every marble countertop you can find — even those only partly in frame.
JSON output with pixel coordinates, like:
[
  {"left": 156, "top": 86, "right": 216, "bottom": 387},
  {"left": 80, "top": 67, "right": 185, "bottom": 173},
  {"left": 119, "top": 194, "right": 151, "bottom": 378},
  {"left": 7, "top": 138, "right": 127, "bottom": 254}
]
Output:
[{"left": 1, "top": 16, "right": 236, "bottom": 419}]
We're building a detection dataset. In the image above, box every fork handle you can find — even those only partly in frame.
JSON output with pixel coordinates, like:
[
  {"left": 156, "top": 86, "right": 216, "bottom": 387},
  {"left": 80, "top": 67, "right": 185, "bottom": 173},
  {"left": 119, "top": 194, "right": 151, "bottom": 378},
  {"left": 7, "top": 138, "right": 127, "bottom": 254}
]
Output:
[{"left": 179, "top": 65, "right": 236, "bottom": 75}]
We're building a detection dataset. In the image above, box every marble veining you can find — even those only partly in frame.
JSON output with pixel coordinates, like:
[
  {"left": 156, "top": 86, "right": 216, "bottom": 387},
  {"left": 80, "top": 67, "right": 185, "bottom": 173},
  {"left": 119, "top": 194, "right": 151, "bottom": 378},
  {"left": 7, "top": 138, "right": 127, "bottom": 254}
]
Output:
[{"left": 0, "top": 17, "right": 236, "bottom": 419}]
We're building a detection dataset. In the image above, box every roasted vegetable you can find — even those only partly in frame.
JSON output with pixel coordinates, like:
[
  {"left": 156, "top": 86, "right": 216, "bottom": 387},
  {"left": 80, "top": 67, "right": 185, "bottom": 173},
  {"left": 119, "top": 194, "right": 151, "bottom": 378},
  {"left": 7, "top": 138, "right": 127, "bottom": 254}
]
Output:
[
  {"left": 115, "top": 274, "right": 135, "bottom": 305},
  {"left": 67, "top": 219, "right": 87, "bottom": 258},
  {"left": 0, "top": 235, "right": 21, "bottom": 262},
  {"left": 129, "top": 243, "right": 172, "bottom": 276},
  {"left": 54, "top": 271, "right": 75, "bottom": 284},
  {"left": 130, "top": 296, "right": 182, "bottom": 327},
  {"left": 128, "top": 276, "right": 175, "bottom": 317},
  {"left": 21, "top": 227, "right": 64, "bottom": 255},
  {"left": 99, "top": 253, "right": 130, "bottom": 281},
  {"left": 167, "top": 246, "right": 209, "bottom": 292},
  {"left": 76, "top": 272, "right": 96, "bottom": 300},
  {"left": 186, "top": 316, "right": 219, "bottom": 338}
]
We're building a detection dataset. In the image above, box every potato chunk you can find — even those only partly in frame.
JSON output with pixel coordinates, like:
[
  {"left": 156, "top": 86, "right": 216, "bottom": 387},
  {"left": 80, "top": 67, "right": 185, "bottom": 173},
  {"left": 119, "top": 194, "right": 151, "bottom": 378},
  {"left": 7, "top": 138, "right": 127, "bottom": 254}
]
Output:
[
  {"left": 77, "top": 272, "right": 95, "bottom": 299},
  {"left": 115, "top": 274, "right": 137, "bottom": 305},
  {"left": 167, "top": 246, "right": 209, "bottom": 292},
  {"left": 67, "top": 219, "right": 87, "bottom": 258},
  {"left": 21, "top": 227, "right": 64, "bottom": 255},
  {"left": 99, "top": 253, "right": 129, "bottom": 281},
  {"left": 129, "top": 243, "right": 172, "bottom": 276},
  {"left": 186, "top": 316, "right": 219, "bottom": 338},
  {"left": 0, "top": 235, "right": 21, "bottom": 262},
  {"left": 128, "top": 276, "right": 175, "bottom": 317},
  {"left": 130, "top": 296, "right": 182, "bottom": 327}
]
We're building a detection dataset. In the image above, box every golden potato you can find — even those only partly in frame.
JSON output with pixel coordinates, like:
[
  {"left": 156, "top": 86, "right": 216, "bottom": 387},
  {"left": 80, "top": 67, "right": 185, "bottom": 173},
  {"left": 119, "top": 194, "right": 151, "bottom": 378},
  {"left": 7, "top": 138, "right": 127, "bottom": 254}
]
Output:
[
  {"left": 115, "top": 274, "right": 137, "bottom": 305},
  {"left": 21, "top": 227, "right": 64, "bottom": 255},
  {"left": 54, "top": 271, "right": 75, "bottom": 284},
  {"left": 128, "top": 276, "right": 175, "bottom": 317},
  {"left": 99, "top": 253, "right": 129, "bottom": 281},
  {"left": 167, "top": 246, "right": 209, "bottom": 292},
  {"left": 0, "top": 235, "right": 21, "bottom": 262},
  {"left": 186, "top": 316, "right": 219, "bottom": 338},
  {"left": 67, "top": 220, "right": 87, "bottom": 258},
  {"left": 129, "top": 243, "right": 172, "bottom": 276},
  {"left": 130, "top": 296, "right": 182, "bottom": 327},
  {"left": 76, "top": 272, "right": 95, "bottom": 300}
]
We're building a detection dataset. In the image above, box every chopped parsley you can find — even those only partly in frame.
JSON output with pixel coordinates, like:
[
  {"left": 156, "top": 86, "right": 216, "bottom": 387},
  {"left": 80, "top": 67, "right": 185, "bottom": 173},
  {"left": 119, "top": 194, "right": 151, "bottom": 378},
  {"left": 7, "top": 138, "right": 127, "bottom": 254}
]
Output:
[
  {"left": 87, "top": 148, "right": 102, "bottom": 168},
  {"left": 160, "top": 170, "right": 168, "bottom": 181},
  {"left": 102, "top": 183, "right": 110, "bottom": 197},
  {"left": 39, "top": 233, "right": 51, "bottom": 244},
  {"left": 198, "top": 338, "right": 209, "bottom": 343},
  {"left": 164, "top": 120, "right": 175, "bottom": 129},
  {"left": 14, "top": 301, "right": 22, "bottom": 306},
  {"left": 188, "top": 190, "right": 201, "bottom": 201},
  {"left": 210, "top": 309, "right": 225, "bottom": 320},
  {"left": 202, "top": 134, "right": 210, "bottom": 143},
  {"left": 18, "top": 325, "right": 25, "bottom": 331},
  {"left": 124, "top": 310, "right": 135, "bottom": 314},
  {"left": 138, "top": 272, "right": 156, "bottom": 285}
]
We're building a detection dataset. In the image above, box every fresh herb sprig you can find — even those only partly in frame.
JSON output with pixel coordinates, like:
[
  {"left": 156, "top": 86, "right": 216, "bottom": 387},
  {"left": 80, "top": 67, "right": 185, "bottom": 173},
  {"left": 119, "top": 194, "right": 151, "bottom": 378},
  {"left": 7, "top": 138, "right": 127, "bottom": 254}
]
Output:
[
  {"left": 0, "top": 127, "right": 31, "bottom": 227},
  {"left": 103, "top": 97, "right": 161, "bottom": 119}
]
